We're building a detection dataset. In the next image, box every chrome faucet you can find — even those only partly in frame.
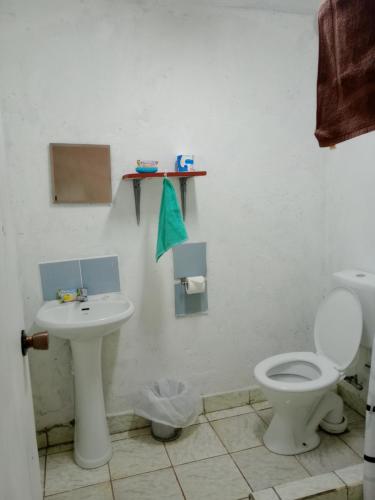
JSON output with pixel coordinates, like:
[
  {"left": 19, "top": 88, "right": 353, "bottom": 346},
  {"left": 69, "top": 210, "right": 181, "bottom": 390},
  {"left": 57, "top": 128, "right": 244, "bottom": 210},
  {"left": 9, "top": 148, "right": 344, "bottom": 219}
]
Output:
[{"left": 76, "top": 288, "right": 88, "bottom": 302}]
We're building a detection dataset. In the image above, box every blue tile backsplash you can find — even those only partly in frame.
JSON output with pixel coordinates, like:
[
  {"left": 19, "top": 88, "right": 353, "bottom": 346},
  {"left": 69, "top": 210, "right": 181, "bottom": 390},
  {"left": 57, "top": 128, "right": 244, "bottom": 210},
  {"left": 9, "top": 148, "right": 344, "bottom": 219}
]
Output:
[
  {"left": 40, "top": 260, "right": 82, "bottom": 301},
  {"left": 80, "top": 256, "right": 120, "bottom": 295},
  {"left": 173, "top": 242, "right": 208, "bottom": 316},
  {"left": 39, "top": 256, "right": 120, "bottom": 300},
  {"left": 173, "top": 242, "right": 207, "bottom": 279},
  {"left": 174, "top": 283, "right": 208, "bottom": 316}
]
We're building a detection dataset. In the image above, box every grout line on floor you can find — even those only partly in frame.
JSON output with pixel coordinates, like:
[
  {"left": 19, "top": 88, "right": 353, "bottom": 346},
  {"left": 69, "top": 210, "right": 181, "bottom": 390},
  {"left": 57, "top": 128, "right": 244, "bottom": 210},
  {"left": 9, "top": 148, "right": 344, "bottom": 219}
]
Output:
[
  {"left": 253, "top": 410, "right": 270, "bottom": 426},
  {"left": 43, "top": 453, "right": 47, "bottom": 498},
  {"left": 337, "top": 433, "right": 364, "bottom": 458},
  {"left": 205, "top": 408, "right": 256, "bottom": 424},
  {"left": 250, "top": 410, "right": 314, "bottom": 494},
  {"left": 293, "top": 453, "right": 313, "bottom": 477},
  {"left": 332, "top": 471, "right": 350, "bottom": 496},
  {"left": 108, "top": 464, "right": 115, "bottom": 500},
  {"left": 203, "top": 398, "right": 207, "bottom": 414},
  {"left": 42, "top": 415, "right": 364, "bottom": 499},
  {"left": 107, "top": 430, "right": 233, "bottom": 479},
  {"left": 320, "top": 427, "right": 363, "bottom": 458},
  {"left": 205, "top": 413, "right": 251, "bottom": 423},
  {"left": 207, "top": 420, "right": 254, "bottom": 492},
  {"left": 44, "top": 480, "right": 110, "bottom": 499},
  {"left": 108, "top": 463, "right": 173, "bottom": 483},
  {"left": 344, "top": 404, "right": 365, "bottom": 419},
  {"left": 163, "top": 442, "right": 187, "bottom": 500},
  {"left": 333, "top": 474, "right": 350, "bottom": 500},
  {"left": 272, "top": 486, "right": 282, "bottom": 500},
  {"left": 169, "top": 449, "right": 230, "bottom": 467}
]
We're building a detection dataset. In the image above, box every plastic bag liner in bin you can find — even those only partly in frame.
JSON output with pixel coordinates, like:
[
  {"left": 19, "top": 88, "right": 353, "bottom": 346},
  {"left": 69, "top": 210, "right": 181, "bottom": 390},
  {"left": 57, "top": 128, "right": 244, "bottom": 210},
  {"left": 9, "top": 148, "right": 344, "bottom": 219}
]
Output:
[{"left": 134, "top": 378, "right": 201, "bottom": 441}]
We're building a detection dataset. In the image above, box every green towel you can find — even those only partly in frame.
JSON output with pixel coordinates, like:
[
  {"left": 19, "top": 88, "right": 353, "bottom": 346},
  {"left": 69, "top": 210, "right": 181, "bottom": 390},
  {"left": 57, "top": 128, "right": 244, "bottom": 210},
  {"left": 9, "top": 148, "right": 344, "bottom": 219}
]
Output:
[{"left": 156, "top": 178, "right": 188, "bottom": 261}]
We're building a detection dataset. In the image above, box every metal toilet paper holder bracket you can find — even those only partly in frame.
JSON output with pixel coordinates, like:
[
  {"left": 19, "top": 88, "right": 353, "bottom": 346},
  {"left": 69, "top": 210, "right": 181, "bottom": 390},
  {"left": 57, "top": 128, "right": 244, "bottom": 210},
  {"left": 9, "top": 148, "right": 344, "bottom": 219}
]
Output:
[{"left": 180, "top": 278, "right": 189, "bottom": 293}]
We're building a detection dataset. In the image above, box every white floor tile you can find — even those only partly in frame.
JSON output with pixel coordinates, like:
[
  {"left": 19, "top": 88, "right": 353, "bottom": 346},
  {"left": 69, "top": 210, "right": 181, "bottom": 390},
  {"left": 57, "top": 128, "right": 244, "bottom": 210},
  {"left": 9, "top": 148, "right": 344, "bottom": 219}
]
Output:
[
  {"left": 41, "top": 403, "right": 363, "bottom": 500},
  {"left": 274, "top": 472, "right": 346, "bottom": 500},
  {"left": 252, "top": 401, "right": 272, "bottom": 411},
  {"left": 175, "top": 454, "right": 251, "bottom": 500},
  {"left": 165, "top": 423, "right": 226, "bottom": 465},
  {"left": 296, "top": 433, "right": 362, "bottom": 475},
  {"left": 339, "top": 407, "right": 364, "bottom": 457},
  {"left": 44, "top": 481, "right": 113, "bottom": 499},
  {"left": 256, "top": 408, "right": 273, "bottom": 426},
  {"left": 40, "top": 455, "right": 45, "bottom": 492},
  {"left": 45, "top": 452, "right": 109, "bottom": 496},
  {"left": 232, "top": 446, "right": 308, "bottom": 491},
  {"left": 112, "top": 468, "right": 184, "bottom": 500},
  {"left": 195, "top": 414, "right": 208, "bottom": 423},
  {"left": 109, "top": 434, "right": 170, "bottom": 480},
  {"left": 211, "top": 413, "right": 265, "bottom": 452},
  {"left": 335, "top": 463, "right": 363, "bottom": 500},
  {"left": 335, "top": 462, "right": 363, "bottom": 484},
  {"left": 250, "top": 489, "right": 280, "bottom": 500}
]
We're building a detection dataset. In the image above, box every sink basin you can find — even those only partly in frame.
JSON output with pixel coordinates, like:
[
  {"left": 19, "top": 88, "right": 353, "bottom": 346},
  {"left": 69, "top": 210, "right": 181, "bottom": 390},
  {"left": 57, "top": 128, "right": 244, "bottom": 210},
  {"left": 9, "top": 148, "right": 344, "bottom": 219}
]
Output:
[
  {"left": 35, "top": 292, "right": 135, "bottom": 469},
  {"left": 36, "top": 293, "right": 135, "bottom": 340}
]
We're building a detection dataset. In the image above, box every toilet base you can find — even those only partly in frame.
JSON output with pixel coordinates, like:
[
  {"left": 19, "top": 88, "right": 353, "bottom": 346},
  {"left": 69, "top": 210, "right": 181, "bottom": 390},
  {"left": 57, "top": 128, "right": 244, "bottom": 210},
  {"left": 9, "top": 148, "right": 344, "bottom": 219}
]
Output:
[{"left": 263, "top": 414, "right": 321, "bottom": 455}]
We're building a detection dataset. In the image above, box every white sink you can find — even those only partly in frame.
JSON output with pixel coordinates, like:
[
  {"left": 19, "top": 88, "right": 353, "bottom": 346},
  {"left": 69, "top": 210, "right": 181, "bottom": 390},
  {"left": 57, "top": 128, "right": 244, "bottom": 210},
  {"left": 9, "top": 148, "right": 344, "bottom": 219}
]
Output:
[
  {"left": 35, "top": 292, "right": 135, "bottom": 469},
  {"left": 36, "top": 293, "right": 134, "bottom": 341}
]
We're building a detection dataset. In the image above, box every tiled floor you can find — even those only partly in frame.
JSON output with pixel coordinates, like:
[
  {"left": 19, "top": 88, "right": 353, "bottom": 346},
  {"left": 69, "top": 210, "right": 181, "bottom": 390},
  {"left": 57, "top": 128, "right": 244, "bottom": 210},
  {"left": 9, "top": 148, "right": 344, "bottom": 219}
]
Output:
[{"left": 39, "top": 403, "right": 364, "bottom": 500}]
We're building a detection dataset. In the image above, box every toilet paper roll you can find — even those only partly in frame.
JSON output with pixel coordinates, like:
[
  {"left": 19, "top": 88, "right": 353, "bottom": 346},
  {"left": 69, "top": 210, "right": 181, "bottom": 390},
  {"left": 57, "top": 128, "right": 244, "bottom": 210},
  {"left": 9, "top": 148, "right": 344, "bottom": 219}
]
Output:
[{"left": 185, "top": 276, "right": 206, "bottom": 295}]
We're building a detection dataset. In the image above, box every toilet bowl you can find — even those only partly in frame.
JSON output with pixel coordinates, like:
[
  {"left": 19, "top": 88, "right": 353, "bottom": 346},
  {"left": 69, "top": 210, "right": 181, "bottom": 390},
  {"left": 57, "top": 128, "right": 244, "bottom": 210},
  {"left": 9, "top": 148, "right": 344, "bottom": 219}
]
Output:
[{"left": 254, "top": 287, "right": 363, "bottom": 455}]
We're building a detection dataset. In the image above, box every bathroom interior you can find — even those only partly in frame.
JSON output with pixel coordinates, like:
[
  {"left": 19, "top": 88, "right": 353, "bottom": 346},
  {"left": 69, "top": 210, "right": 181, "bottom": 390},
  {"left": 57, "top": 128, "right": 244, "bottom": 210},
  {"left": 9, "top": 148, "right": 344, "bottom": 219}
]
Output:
[{"left": 1, "top": 0, "right": 374, "bottom": 499}]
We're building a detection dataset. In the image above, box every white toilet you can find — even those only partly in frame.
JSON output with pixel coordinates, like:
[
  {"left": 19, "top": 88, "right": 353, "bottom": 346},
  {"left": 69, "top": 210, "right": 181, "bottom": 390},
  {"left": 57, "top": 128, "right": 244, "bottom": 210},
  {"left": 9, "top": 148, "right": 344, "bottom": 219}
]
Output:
[{"left": 254, "top": 270, "right": 373, "bottom": 455}]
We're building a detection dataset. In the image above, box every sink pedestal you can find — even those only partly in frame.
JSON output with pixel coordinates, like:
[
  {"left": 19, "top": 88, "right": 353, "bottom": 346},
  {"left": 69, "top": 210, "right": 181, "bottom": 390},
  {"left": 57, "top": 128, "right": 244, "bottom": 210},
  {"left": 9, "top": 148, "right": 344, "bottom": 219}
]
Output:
[
  {"left": 71, "top": 338, "right": 112, "bottom": 469},
  {"left": 35, "top": 293, "right": 135, "bottom": 469}
]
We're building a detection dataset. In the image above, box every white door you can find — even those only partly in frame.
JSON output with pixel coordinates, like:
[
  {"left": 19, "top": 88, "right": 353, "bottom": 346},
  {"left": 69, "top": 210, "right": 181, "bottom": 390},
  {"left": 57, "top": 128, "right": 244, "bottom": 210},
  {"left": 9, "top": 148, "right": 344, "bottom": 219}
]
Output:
[{"left": 0, "top": 114, "right": 42, "bottom": 499}]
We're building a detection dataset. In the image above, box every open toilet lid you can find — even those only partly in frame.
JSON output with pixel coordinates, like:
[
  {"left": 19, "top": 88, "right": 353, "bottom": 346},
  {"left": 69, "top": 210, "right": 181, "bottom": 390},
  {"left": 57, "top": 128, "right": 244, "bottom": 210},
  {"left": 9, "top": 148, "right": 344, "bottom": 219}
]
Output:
[{"left": 314, "top": 287, "right": 363, "bottom": 371}]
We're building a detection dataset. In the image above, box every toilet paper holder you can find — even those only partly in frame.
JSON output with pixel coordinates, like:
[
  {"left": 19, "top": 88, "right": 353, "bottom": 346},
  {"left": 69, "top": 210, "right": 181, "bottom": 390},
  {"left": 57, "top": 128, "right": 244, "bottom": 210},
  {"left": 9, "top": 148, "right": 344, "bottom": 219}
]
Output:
[{"left": 180, "top": 276, "right": 206, "bottom": 294}]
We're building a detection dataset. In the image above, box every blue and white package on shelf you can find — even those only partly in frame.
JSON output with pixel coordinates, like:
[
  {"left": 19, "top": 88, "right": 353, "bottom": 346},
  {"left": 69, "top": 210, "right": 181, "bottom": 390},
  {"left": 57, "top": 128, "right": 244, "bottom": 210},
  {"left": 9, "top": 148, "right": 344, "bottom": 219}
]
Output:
[{"left": 176, "top": 154, "right": 194, "bottom": 172}]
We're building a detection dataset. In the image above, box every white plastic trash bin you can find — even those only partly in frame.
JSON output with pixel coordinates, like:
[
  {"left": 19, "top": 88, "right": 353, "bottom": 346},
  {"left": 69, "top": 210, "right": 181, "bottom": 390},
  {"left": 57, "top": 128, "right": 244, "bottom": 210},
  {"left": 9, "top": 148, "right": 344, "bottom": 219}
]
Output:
[{"left": 134, "top": 378, "right": 201, "bottom": 442}]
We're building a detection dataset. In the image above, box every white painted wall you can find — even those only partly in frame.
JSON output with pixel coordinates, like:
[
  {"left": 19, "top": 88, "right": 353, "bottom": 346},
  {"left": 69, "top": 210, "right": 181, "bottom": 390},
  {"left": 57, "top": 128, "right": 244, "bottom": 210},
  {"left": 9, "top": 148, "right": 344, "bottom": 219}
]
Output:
[
  {"left": 0, "top": 0, "right": 325, "bottom": 429},
  {"left": 325, "top": 134, "right": 375, "bottom": 400}
]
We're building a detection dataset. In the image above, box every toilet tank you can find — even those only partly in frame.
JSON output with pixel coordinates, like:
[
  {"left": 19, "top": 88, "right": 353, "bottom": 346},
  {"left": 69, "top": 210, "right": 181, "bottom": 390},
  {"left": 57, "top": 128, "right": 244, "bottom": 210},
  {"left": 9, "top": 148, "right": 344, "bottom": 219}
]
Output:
[{"left": 333, "top": 270, "right": 375, "bottom": 349}]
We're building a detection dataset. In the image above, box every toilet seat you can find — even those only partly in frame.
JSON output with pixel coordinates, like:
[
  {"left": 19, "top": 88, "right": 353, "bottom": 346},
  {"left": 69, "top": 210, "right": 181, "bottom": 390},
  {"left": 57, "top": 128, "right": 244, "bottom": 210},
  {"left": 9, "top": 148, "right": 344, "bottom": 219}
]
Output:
[
  {"left": 314, "top": 287, "right": 362, "bottom": 371},
  {"left": 254, "top": 288, "right": 363, "bottom": 394},
  {"left": 254, "top": 352, "right": 339, "bottom": 393}
]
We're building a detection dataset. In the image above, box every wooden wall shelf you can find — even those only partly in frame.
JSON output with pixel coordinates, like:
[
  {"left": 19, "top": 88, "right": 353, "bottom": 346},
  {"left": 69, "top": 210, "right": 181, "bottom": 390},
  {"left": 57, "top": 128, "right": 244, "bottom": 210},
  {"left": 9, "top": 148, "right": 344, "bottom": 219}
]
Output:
[{"left": 123, "top": 171, "right": 207, "bottom": 224}]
